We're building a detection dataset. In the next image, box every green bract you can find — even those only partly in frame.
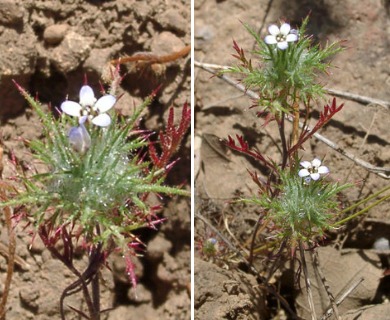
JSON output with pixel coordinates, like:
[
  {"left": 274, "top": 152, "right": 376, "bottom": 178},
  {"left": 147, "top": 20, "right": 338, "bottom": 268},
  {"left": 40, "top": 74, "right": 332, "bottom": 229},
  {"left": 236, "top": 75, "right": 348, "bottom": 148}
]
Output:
[{"left": 245, "top": 170, "right": 351, "bottom": 242}]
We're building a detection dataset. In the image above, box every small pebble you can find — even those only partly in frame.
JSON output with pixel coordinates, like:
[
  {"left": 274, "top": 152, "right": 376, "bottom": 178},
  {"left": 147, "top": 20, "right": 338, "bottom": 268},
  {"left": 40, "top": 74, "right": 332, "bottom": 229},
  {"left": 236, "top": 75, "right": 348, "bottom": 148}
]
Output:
[
  {"left": 373, "top": 237, "right": 389, "bottom": 251},
  {"left": 0, "top": 0, "right": 24, "bottom": 26},
  {"left": 158, "top": 8, "right": 187, "bottom": 35},
  {"left": 43, "top": 24, "right": 68, "bottom": 45}
]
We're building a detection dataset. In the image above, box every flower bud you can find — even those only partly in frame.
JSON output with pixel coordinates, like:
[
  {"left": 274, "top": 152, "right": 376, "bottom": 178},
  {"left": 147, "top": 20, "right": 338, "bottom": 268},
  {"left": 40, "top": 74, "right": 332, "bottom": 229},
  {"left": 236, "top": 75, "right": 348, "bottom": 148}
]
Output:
[{"left": 68, "top": 122, "right": 91, "bottom": 154}]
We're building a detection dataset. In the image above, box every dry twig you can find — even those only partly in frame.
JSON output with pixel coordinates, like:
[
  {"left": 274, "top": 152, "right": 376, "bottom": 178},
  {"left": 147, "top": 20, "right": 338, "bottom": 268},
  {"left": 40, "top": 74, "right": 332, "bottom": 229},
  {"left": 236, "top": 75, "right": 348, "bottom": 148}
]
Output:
[
  {"left": 312, "top": 251, "right": 340, "bottom": 320},
  {"left": 325, "top": 88, "right": 389, "bottom": 110},
  {"left": 320, "top": 277, "right": 364, "bottom": 320},
  {"left": 194, "top": 61, "right": 390, "bottom": 110},
  {"left": 299, "top": 242, "right": 317, "bottom": 320}
]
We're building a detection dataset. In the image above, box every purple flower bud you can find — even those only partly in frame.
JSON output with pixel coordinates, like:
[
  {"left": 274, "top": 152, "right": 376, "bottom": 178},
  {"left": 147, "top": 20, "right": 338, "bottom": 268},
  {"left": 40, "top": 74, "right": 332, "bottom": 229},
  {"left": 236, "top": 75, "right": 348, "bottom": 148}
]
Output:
[{"left": 68, "top": 122, "right": 91, "bottom": 154}]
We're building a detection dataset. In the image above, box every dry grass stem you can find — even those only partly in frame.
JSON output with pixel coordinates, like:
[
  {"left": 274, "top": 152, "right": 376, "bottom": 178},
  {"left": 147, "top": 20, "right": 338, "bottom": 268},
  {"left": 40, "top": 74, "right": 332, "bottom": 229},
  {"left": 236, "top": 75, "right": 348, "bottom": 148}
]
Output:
[{"left": 194, "top": 61, "right": 390, "bottom": 110}]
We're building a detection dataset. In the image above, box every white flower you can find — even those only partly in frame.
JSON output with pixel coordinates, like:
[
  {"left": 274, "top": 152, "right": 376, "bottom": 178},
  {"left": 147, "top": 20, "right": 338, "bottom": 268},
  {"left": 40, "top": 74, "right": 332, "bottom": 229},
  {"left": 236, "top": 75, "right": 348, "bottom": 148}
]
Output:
[
  {"left": 298, "top": 158, "right": 329, "bottom": 182},
  {"left": 61, "top": 85, "right": 116, "bottom": 127},
  {"left": 264, "top": 23, "right": 298, "bottom": 50}
]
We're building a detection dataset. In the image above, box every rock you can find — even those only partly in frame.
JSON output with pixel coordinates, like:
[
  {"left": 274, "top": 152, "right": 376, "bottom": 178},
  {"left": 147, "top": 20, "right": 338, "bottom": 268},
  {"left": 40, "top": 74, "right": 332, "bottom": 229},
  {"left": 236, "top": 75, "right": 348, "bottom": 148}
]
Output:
[
  {"left": 147, "top": 234, "right": 172, "bottom": 261},
  {"left": 50, "top": 31, "right": 93, "bottom": 73},
  {"left": 156, "top": 253, "right": 178, "bottom": 283},
  {"left": 113, "top": 92, "right": 143, "bottom": 117},
  {"left": 43, "top": 24, "right": 69, "bottom": 45},
  {"left": 84, "top": 46, "right": 119, "bottom": 75},
  {"left": 150, "top": 31, "right": 186, "bottom": 56},
  {"left": 0, "top": 26, "right": 37, "bottom": 117},
  {"left": 108, "top": 304, "right": 159, "bottom": 320},
  {"left": 112, "top": 253, "right": 144, "bottom": 285},
  {"left": 157, "top": 8, "right": 188, "bottom": 35},
  {"left": 132, "top": 1, "right": 153, "bottom": 20},
  {"left": 127, "top": 283, "right": 152, "bottom": 303},
  {"left": 0, "top": 0, "right": 24, "bottom": 26},
  {"left": 195, "top": 258, "right": 266, "bottom": 319},
  {"left": 19, "top": 285, "right": 40, "bottom": 312}
]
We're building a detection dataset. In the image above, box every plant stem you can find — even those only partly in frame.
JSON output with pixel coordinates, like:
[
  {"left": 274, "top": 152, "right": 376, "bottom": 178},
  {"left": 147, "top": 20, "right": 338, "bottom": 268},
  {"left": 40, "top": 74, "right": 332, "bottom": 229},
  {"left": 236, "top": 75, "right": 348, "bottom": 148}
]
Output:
[
  {"left": 91, "top": 272, "right": 100, "bottom": 320},
  {"left": 291, "top": 100, "right": 300, "bottom": 168},
  {"left": 277, "top": 112, "right": 288, "bottom": 168},
  {"left": 91, "top": 224, "right": 102, "bottom": 320},
  {"left": 39, "top": 226, "right": 95, "bottom": 319},
  {"left": 299, "top": 241, "right": 317, "bottom": 320},
  {"left": 248, "top": 215, "right": 270, "bottom": 266},
  {"left": 54, "top": 245, "right": 95, "bottom": 319}
]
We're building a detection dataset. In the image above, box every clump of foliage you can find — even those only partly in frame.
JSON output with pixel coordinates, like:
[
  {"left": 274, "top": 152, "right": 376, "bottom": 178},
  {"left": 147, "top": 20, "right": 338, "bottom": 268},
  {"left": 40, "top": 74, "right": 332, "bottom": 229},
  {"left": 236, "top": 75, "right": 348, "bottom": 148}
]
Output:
[{"left": 1, "top": 68, "right": 190, "bottom": 319}]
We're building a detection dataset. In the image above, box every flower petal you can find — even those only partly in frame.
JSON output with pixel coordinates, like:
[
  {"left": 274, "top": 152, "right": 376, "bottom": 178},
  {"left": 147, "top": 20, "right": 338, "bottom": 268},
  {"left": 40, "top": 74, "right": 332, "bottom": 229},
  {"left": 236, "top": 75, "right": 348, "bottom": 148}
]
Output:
[
  {"left": 300, "top": 161, "right": 312, "bottom": 169},
  {"left": 280, "top": 23, "right": 291, "bottom": 35},
  {"left": 92, "top": 113, "right": 111, "bottom": 127},
  {"left": 79, "top": 85, "right": 96, "bottom": 107},
  {"left": 277, "top": 41, "right": 288, "bottom": 50},
  {"left": 61, "top": 101, "right": 82, "bottom": 117},
  {"left": 298, "top": 169, "right": 310, "bottom": 177},
  {"left": 207, "top": 238, "right": 218, "bottom": 245},
  {"left": 265, "top": 35, "right": 278, "bottom": 44},
  {"left": 312, "top": 158, "right": 322, "bottom": 168},
  {"left": 286, "top": 34, "right": 298, "bottom": 42},
  {"left": 310, "top": 172, "right": 320, "bottom": 181},
  {"left": 318, "top": 166, "right": 330, "bottom": 174},
  {"left": 268, "top": 24, "right": 280, "bottom": 36},
  {"left": 95, "top": 95, "right": 116, "bottom": 113},
  {"left": 265, "top": 35, "right": 277, "bottom": 44}
]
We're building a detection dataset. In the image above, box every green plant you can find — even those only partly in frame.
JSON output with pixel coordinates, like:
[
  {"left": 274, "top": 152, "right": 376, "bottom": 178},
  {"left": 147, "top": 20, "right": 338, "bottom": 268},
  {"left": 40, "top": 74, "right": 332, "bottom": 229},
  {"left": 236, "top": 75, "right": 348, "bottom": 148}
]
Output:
[
  {"left": 216, "top": 16, "right": 390, "bottom": 319},
  {"left": 225, "top": 17, "right": 350, "bottom": 248},
  {"left": 1, "top": 69, "right": 190, "bottom": 319}
]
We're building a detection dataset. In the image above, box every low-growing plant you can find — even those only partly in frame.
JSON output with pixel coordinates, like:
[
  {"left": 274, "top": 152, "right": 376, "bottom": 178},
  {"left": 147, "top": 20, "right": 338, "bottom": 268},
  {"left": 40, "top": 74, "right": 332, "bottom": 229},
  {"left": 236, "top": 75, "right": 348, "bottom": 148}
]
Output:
[
  {"left": 0, "top": 66, "right": 190, "bottom": 319},
  {"left": 225, "top": 17, "right": 350, "bottom": 249},
  {"left": 210, "top": 16, "right": 390, "bottom": 318}
]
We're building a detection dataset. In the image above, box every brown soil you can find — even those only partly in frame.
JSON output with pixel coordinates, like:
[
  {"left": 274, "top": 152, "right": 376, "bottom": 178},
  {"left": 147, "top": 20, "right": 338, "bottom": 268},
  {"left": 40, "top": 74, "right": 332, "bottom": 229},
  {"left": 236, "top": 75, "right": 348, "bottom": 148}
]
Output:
[
  {"left": 0, "top": 0, "right": 190, "bottom": 319},
  {"left": 195, "top": 0, "right": 390, "bottom": 319}
]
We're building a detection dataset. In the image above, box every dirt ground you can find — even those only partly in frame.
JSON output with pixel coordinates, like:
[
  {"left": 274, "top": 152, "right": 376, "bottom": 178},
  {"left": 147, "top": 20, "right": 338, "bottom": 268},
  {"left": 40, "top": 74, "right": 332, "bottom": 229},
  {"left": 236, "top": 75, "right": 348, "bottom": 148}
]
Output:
[
  {"left": 195, "top": 0, "right": 390, "bottom": 319},
  {"left": 0, "top": 0, "right": 190, "bottom": 319}
]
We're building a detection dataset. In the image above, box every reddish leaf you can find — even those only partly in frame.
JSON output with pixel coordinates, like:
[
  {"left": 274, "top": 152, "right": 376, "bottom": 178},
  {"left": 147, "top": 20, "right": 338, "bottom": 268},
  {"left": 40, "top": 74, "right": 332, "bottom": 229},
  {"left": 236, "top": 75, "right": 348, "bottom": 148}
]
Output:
[
  {"left": 289, "top": 98, "right": 344, "bottom": 155},
  {"left": 149, "top": 102, "right": 190, "bottom": 171},
  {"left": 225, "top": 134, "right": 275, "bottom": 170}
]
